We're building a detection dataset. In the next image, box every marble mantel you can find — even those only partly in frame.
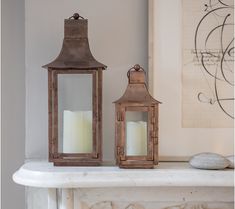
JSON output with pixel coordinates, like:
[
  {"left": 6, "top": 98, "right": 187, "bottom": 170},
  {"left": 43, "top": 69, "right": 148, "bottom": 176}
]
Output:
[{"left": 13, "top": 161, "right": 234, "bottom": 209}]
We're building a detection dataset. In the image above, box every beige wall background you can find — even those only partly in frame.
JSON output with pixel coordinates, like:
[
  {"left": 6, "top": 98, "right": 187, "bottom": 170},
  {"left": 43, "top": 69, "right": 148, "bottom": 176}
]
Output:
[
  {"left": 1, "top": 1, "right": 148, "bottom": 209},
  {"left": 25, "top": 0, "right": 148, "bottom": 163},
  {"left": 1, "top": 0, "right": 25, "bottom": 208},
  {"left": 150, "top": 0, "right": 234, "bottom": 160},
  {"left": 1, "top": 1, "right": 233, "bottom": 208}
]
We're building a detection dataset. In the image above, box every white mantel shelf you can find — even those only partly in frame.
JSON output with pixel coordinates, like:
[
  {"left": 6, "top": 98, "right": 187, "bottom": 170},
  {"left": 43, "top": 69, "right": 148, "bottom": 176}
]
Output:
[{"left": 13, "top": 161, "right": 234, "bottom": 188}]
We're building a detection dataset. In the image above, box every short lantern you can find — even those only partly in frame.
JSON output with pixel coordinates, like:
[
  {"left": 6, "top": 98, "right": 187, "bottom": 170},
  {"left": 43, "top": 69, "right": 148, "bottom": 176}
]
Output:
[
  {"left": 43, "top": 13, "right": 106, "bottom": 166},
  {"left": 114, "top": 65, "right": 161, "bottom": 169}
]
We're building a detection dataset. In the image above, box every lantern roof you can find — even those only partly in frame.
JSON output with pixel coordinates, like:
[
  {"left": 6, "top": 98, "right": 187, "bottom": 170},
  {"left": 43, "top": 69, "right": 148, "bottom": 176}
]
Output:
[
  {"left": 114, "top": 65, "right": 161, "bottom": 105},
  {"left": 43, "top": 13, "right": 106, "bottom": 70}
]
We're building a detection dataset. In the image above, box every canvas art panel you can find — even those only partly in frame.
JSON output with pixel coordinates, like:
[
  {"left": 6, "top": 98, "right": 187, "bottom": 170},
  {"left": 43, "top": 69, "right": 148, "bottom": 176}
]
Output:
[
  {"left": 150, "top": 0, "right": 234, "bottom": 158},
  {"left": 182, "top": 0, "right": 234, "bottom": 128}
]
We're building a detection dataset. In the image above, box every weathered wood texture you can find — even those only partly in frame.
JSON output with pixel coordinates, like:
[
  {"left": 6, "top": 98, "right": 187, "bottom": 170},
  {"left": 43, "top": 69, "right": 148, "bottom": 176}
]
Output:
[
  {"left": 44, "top": 17, "right": 106, "bottom": 166},
  {"left": 48, "top": 69, "right": 103, "bottom": 166},
  {"left": 114, "top": 65, "right": 160, "bottom": 168}
]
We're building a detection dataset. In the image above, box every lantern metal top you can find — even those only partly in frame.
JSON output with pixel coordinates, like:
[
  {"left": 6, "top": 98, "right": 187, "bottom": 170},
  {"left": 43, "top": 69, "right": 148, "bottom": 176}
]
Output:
[
  {"left": 43, "top": 13, "right": 107, "bottom": 70},
  {"left": 114, "top": 64, "right": 161, "bottom": 105}
]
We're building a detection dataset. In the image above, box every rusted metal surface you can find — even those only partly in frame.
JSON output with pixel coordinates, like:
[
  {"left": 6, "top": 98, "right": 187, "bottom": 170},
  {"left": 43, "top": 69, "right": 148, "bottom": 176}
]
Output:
[
  {"left": 114, "top": 66, "right": 160, "bottom": 105},
  {"left": 43, "top": 15, "right": 106, "bottom": 70},
  {"left": 114, "top": 65, "right": 160, "bottom": 169},
  {"left": 48, "top": 69, "right": 53, "bottom": 162},
  {"left": 43, "top": 14, "right": 105, "bottom": 166}
]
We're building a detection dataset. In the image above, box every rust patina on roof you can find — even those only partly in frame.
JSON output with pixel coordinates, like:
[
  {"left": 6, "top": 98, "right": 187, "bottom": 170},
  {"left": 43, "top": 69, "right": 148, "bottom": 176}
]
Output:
[
  {"left": 43, "top": 15, "right": 106, "bottom": 70},
  {"left": 114, "top": 65, "right": 161, "bottom": 105}
]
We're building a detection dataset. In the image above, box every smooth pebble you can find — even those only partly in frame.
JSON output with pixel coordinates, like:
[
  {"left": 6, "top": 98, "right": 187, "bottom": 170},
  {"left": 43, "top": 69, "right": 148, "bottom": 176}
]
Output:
[
  {"left": 189, "top": 152, "right": 230, "bottom": 170},
  {"left": 226, "top": 155, "right": 234, "bottom": 169}
]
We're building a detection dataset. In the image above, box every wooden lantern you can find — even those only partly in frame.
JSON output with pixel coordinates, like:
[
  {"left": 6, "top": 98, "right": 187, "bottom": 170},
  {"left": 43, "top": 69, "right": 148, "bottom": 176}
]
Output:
[
  {"left": 114, "top": 64, "right": 160, "bottom": 169},
  {"left": 43, "top": 13, "right": 106, "bottom": 166}
]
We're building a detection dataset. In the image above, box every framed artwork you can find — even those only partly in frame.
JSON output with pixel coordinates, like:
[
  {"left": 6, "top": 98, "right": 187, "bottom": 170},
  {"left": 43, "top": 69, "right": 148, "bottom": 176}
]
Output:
[
  {"left": 182, "top": 0, "right": 234, "bottom": 128},
  {"left": 148, "top": 0, "right": 234, "bottom": 160}
]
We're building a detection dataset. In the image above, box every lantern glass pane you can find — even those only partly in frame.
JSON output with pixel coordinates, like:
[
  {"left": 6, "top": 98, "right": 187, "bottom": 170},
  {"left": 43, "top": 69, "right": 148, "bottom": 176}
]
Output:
[
  {"left": 58, "top": 74, "right": 93, "bottom": 154},
  {"left": 125, "top": 111, "right": 148, "bottom": 156}
]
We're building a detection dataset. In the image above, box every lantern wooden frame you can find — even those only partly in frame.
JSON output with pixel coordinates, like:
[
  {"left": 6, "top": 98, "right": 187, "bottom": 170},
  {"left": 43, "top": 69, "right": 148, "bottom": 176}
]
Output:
[
  {"left": 114, "top": 65, "right": 160, "bottom": 169},
  {"left": 43, "top": 14, "right": 106, "bottom": 166},
  {"left": 48, "top": 69, "right": 103, "bottom": 166}
]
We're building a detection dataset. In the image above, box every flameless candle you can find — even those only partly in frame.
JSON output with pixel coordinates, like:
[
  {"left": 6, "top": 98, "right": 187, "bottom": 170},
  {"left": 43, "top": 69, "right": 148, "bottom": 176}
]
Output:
[
  {"left": 63, "top": 110, "right": 92, "bottom": 153},
  {"left": 126, "top": 121, "right": 147, "bottom": 156}
]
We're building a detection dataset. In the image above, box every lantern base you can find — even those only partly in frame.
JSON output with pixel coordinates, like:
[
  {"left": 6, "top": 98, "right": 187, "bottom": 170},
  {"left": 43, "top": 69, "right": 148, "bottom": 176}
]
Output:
[
  {"left": 119, "top": 164, "right": 155, "bottom": 169},
  {"left": 53, "top": 161, "right": 101, "bottom": 166},
  {"left": 51, "top": 158, "right": 102, "bottom": 166},
  {"left": 118, "top": 161, "right": 158, "bottom": 169}
]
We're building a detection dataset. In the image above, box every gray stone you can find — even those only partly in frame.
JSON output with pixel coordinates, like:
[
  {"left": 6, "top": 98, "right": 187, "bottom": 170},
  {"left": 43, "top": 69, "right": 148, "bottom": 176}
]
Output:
[
  {"left": 226, "top": 155, "right": 234, "bottom": 169},
  {"left": 189, "top": 152, "right": 230, "bottom": 170}
]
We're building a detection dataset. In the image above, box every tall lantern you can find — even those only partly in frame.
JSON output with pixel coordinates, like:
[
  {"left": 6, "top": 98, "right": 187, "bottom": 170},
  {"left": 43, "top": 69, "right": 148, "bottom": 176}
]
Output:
[
  {"left": 43, "top": 13, "right": 106, "bottom": 166},
  {"left": 114, "top": 64, "right": 161, "bottom": 169}
]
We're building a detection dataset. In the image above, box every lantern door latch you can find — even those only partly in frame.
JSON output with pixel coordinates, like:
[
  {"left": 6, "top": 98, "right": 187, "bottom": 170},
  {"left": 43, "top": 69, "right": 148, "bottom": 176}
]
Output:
[
  {"left": 53, "top": 153, "right": 59, "bottom": 159},
  {"left": 151, "top": 131, "right": 157, "bottom": 138},
  {"left": 92, "top": 153, "right": 99, "bottom": 159},
  {"left": 117, "top": 111, "right": 124, "bottom": 121},
  {"left": 151, "top": 116, "right": 155, "bottom": 124},
  {"left": 117, "top": 146, "right": 124, "bottom": 156}
]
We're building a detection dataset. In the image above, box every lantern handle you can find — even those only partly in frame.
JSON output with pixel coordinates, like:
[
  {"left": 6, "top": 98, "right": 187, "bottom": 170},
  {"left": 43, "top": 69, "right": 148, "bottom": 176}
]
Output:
[
  {"left": 127, "top": 64, "right": 146, "bottom": 79},
  {"left": 69, "top": 13, "right": 84, "bottom": 20}
]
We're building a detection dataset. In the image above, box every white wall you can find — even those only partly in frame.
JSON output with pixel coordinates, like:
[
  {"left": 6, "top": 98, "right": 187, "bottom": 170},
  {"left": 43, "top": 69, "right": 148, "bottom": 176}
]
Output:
[
  {"left": 0, "top": 1, "right": 2, "bottom": 207},
  {"left": 25, "top": 0, "right": 148, "bottom": 162},
  {"left": 1, "top": 0, "right": 25, "bottom": 209},
  {"left": 152, "top": 0, "right": 234, "bottom": 159}
]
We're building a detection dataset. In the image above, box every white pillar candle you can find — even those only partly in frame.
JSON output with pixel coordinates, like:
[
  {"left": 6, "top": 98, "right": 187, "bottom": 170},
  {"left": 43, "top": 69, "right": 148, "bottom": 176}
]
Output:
[
  {"left": 63, "top": 110, "right": 92, "bottom": 153},
  {"left": 126, "top": 121, "right": 147, "bottom": 156}
]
